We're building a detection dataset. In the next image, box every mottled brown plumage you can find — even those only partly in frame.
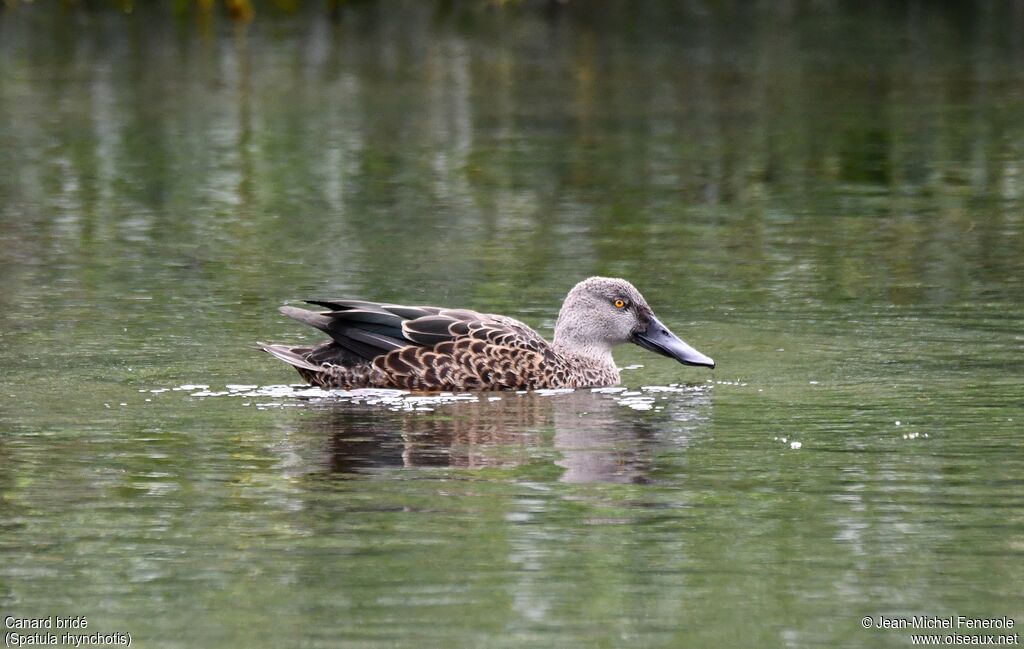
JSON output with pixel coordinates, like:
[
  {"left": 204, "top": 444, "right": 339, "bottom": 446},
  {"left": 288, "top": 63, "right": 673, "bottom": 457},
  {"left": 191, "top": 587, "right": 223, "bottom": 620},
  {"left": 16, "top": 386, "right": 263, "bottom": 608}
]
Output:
[{"left": 262, "top": 277, "right": 715, "bottom": 390}]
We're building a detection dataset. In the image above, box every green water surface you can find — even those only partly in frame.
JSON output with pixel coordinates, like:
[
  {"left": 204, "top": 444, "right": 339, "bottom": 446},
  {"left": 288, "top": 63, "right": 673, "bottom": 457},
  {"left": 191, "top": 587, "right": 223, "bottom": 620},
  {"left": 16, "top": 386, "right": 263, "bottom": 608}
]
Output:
[{"left": 1, "top": 3, "right": 1022, "bottom": 648}]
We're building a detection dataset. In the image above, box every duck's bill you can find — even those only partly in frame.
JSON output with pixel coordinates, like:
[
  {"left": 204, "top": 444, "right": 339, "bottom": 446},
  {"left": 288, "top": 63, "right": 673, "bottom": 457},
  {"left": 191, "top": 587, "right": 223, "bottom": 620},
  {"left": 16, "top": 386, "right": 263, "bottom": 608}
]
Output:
[{"left": 633, "top": 315, "right": 715, "bottom": 369}]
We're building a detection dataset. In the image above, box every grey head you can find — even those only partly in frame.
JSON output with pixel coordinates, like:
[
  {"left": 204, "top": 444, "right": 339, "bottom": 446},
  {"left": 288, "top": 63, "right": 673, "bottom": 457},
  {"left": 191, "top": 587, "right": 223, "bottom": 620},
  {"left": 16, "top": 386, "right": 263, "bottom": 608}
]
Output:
[{"left": 552, "top": 277, "right": 715, "bottom": 369}]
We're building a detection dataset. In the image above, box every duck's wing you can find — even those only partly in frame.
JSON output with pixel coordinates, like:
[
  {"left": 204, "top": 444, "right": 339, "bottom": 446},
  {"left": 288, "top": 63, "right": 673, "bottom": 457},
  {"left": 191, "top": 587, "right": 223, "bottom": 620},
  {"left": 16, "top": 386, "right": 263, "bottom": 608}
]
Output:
[
  {"left": 279, "top": 301, "right": 412, "bottom": 362},
  {"left": 282, "top": 300, "right": 551, "bottom": 362}
]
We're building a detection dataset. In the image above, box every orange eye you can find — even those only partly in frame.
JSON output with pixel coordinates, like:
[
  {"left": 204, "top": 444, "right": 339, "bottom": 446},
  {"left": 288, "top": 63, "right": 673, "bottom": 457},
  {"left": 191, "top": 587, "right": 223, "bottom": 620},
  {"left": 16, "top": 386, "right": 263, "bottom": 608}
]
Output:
[{"left": 614, "top": 299, "right": 626, "bottom": 309}]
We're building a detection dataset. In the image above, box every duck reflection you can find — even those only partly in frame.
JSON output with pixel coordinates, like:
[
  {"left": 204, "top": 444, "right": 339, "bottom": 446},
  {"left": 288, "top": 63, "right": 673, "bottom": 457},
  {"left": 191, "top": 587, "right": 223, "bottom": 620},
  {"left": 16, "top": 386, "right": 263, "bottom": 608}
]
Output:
[{"left": 293, "top": 388, "right": 712, "bottom": 483}]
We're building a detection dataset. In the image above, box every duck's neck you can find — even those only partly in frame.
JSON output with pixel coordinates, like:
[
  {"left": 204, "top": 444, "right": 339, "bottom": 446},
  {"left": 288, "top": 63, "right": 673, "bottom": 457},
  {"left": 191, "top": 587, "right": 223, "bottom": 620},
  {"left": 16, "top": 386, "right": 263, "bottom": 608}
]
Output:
[{"left": 552, "top": 334, "right": 619, "bottom": 374}]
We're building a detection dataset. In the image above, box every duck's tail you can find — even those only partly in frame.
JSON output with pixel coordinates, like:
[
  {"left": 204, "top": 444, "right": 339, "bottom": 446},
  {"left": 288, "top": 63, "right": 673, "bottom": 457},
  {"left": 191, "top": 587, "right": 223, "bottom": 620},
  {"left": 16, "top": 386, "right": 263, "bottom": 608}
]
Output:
[{"left": 259, "top": 343, "right": 322, "bottom": 372}]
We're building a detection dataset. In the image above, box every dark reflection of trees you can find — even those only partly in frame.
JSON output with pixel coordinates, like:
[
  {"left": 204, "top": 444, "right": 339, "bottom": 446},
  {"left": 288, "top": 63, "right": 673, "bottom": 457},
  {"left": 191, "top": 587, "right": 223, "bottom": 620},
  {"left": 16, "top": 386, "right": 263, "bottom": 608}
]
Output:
[
  {"left": 1, "top": 1, "right": 1022, "bottom": 346},
  {"left": 292, "top": 390, "right": 711, "bottom": 484}
]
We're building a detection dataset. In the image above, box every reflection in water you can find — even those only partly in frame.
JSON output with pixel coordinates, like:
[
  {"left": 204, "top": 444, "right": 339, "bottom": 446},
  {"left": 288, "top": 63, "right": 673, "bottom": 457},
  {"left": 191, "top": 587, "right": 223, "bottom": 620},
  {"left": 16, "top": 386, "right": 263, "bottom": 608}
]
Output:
[
  {"left": 290, "top": 388, "right": 712, "bottom": 483},
  {"left": 1, "top": 3, "right": 1022, "bottom": 324}
]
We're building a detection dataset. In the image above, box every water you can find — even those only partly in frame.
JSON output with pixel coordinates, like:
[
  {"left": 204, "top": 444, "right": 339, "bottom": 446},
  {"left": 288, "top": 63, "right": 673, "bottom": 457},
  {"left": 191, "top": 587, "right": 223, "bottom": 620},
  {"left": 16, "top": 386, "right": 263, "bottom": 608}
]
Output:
[{"left": 2, "top": 3, "right": 1023, "bottom": 647}]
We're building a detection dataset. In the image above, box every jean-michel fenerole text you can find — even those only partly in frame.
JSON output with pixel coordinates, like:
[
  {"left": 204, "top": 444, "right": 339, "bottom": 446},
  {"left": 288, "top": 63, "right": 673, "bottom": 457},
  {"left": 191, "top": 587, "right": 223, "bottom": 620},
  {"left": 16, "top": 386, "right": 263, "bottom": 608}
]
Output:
[{"left": 872, "top": 616, "right": 1015, "bottom": 630}]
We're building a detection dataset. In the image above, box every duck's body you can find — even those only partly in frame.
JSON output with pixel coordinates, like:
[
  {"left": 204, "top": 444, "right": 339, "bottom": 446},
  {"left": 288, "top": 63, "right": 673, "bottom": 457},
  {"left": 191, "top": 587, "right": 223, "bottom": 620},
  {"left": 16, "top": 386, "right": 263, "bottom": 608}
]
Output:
[{"left": 262, "top": 277, "right": 714, "bottom": 391}]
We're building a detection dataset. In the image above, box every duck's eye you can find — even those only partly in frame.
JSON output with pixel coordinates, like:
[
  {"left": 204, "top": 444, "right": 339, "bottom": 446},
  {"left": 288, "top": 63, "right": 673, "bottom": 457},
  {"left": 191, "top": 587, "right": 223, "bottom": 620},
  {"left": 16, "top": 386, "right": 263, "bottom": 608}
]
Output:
[{"left": 614, "top": 299, "right": 626, "bottom": 309}]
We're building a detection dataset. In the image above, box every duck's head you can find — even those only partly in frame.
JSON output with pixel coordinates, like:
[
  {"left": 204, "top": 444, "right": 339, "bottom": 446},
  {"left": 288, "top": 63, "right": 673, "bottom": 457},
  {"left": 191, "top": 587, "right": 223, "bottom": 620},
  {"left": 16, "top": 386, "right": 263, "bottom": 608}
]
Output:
[{"left": 553, "top": 277, "right": 715, "bottom": 369}]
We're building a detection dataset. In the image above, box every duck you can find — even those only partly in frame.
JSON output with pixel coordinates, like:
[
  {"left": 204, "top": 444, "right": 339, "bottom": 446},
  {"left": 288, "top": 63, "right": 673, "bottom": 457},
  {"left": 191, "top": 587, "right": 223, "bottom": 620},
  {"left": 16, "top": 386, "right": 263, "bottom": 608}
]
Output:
[{"left": 261, "top": 277, "right": 715, "bottom": 391}]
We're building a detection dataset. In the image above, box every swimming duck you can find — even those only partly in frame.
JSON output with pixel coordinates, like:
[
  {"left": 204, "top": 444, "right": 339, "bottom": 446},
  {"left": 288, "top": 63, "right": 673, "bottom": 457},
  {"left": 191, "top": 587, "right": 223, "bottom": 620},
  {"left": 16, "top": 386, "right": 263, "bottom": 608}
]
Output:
[{"left": 262, "top": 277, "right": 714, "bottom": 390}]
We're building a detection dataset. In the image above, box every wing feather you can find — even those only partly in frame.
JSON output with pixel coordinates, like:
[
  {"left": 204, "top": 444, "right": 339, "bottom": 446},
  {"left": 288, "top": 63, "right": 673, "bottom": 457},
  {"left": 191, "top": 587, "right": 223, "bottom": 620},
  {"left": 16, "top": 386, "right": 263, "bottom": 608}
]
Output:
[
  {"left": 383, "top": 305, "right": 443, "bottom": 319},
  {"left": 324, "top": 308, "right": 404, "bottom": 327},
  {"left": 402, "top": 315, "right": 465, "bottom": 346}
]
